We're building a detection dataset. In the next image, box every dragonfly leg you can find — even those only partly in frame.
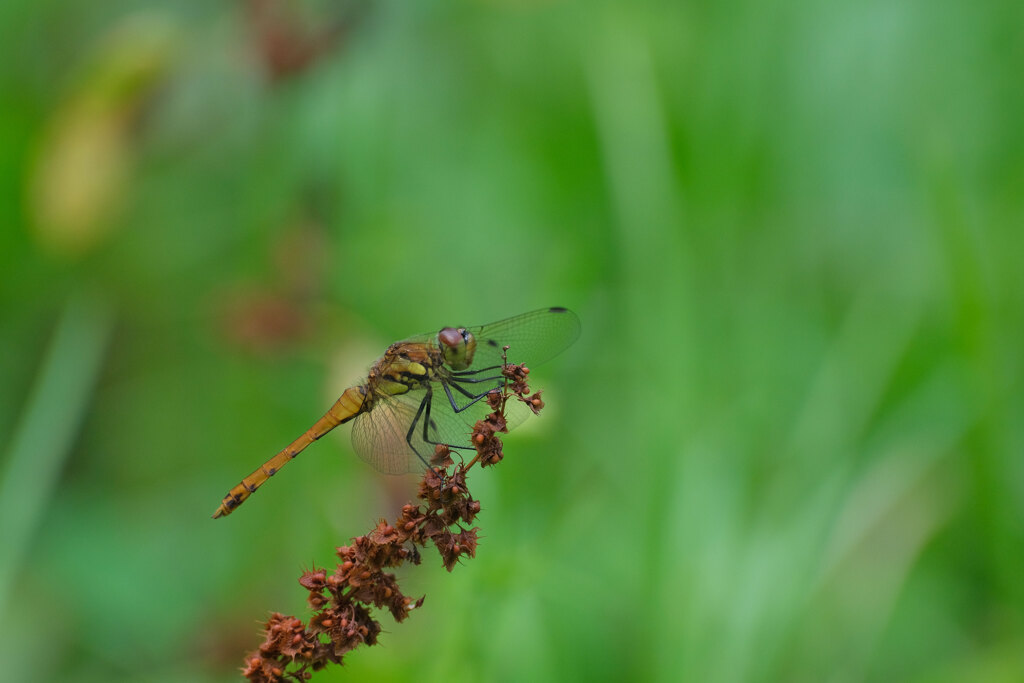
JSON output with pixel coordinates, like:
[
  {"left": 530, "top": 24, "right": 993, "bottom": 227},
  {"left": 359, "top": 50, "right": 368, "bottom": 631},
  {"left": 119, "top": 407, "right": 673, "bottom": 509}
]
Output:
[
  {"left": 449, "top": 365, "right": 502, "bottom": 376},
  {"left": 404, "top": 389, "right": 433, "bottom": 469},
  {"left": 404, "top": 389, "right": 471, "bottom": 476},
  {"left": 448, "top": 374, "right": 503, "bottom": 384},
  {"left": 441, "top": 380, "right": 498, "bottom": 413},
  {"left": 420, "top": 388, "right": 474, "bottom": 451}
]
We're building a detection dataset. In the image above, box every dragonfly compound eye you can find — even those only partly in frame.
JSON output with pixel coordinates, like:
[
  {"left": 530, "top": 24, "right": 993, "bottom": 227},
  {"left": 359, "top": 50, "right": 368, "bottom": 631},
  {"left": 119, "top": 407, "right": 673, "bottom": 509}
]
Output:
[
  {"left": 438, "top": 327, "right": 462, "bottom": 348},
  {"left": 438, "top": 326, "right": 476, "bottom": 370}
]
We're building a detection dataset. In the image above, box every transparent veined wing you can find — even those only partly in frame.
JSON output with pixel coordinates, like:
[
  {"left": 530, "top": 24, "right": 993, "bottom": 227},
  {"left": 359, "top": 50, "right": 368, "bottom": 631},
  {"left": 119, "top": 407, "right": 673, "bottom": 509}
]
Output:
[
  {"left": 350, "top": 384, "right": 533, "bottom": 474},
  {"left": 349, "top": 392, "right": 418, "bottom": 474},
  {"left": 460, "top": 307, "right": 581, "bottom": 374}
]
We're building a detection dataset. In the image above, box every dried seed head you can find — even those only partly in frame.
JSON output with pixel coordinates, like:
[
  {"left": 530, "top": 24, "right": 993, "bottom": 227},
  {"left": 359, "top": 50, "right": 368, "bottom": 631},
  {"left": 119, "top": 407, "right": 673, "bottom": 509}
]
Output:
[
  {"left": 238, "top": 343, "right": 552, "bottom": 679},
  {"left": 430, "top": 444, "right": 454, "bottom": 467}
]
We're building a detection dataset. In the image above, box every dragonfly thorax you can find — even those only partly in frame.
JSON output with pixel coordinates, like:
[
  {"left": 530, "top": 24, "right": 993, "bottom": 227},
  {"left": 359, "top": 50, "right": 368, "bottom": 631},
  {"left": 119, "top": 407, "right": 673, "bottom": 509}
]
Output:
[{"left": 437, "top": 326, "right": 477, "bottom": 371}]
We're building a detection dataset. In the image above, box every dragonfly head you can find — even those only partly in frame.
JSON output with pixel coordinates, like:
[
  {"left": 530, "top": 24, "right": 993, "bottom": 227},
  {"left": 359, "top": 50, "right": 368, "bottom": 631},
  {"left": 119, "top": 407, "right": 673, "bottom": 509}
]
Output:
[{"left": 438, "top": 326, "right": 477, "bottom": 371}]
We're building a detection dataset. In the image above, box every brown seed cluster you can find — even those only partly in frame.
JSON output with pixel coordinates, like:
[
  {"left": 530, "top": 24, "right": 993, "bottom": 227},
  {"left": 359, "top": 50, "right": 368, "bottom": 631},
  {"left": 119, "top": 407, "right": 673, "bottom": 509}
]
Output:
[{"left": 241, "top": 361, "right": 538, "bottom": 681}]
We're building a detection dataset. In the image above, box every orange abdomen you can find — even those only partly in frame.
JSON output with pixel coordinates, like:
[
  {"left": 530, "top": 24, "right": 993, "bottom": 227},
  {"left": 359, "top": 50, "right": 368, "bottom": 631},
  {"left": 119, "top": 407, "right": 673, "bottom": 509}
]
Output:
[{"left": 212, "top": 385, "right": 367, "bottom": 518}]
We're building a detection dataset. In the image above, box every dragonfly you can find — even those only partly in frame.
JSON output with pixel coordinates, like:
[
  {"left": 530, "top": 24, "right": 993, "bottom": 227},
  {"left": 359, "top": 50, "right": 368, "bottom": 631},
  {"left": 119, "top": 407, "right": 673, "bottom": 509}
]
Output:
[{"left": 213, "top": 307, "right": 580, "bottom": 518}]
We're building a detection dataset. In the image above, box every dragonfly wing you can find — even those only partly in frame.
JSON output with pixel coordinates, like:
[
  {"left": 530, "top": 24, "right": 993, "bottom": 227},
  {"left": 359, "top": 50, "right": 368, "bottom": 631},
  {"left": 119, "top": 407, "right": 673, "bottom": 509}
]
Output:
[
  {"left": 350, "top": 392, "right": 423, "bottom": 474},
  {"left": 350, "top": 385, "right": 536, "bottom": 474},
  {"left": 391, "top": 308, "right": 579, "bottom": 375},
  {"left": 462, "top": 307, "right": 581, "bottom": 373},
  {"left": 416, "top": 387, "right": 536, "bottom": 460}
]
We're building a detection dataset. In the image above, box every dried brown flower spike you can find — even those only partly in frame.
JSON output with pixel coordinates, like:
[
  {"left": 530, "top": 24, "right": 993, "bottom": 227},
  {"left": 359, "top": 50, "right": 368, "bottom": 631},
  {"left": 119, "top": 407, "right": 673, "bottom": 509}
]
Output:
[{"left": 240, "top": 352, "right": 542, "bottom": 682}]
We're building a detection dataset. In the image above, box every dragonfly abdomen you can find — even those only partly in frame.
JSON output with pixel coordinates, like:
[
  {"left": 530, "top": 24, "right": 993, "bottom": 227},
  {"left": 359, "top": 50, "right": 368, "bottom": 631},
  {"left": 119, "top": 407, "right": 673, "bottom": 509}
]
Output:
[
  {"left": 212, "top": 385, "right": 368, "bottom": 518},
  {"left": 317, "top": 385, "right": 367, "bottom": 432}
]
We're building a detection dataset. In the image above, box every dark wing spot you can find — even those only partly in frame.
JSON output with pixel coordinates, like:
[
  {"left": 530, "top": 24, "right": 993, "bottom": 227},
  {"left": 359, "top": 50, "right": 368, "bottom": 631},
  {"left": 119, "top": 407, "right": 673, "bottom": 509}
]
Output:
[
  {"left": 549, "top": 306, "right": 568, "bottom": 313},
  {"left": 486, "top": 339, "right": 499, "bottom": 347}
]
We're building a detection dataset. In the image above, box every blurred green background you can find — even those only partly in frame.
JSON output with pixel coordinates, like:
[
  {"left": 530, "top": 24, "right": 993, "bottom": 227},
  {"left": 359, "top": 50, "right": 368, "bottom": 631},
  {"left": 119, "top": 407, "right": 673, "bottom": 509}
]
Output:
[{"left": 1, "top": 0, "right": 1022, "bottom": 681}]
